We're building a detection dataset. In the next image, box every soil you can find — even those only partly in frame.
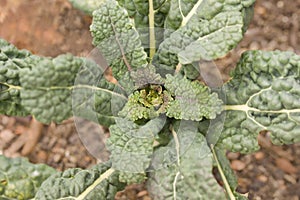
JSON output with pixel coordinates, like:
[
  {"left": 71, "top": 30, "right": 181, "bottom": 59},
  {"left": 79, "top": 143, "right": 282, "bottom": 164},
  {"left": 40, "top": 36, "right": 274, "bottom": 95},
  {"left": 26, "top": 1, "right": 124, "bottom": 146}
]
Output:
[{"left": 0, "top": 0, "right": 299, "bottom": 200}]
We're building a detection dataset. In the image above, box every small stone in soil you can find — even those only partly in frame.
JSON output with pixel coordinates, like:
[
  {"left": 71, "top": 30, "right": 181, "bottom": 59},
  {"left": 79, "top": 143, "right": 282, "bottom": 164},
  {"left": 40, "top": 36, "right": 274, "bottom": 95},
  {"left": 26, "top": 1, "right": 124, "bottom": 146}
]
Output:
[
  {"left": 275, "top": 158, "right": 297, "bottom": 174},
  {"left": 254, "top": 152, "right": 265, "bottom": 160},
  {"left": 227, "top": 152, "right": 240, "bottom": 160},
  {"left": 257, "top": 175, "right": 268, "bottom": 183},
  {"left": 231, "top": 160, "right": 246, "bottom": 171},
  {"left": 0, "top": 129, "right": 15, "bottom": 143},
  {"left": 53, "top": 154, "right": 62, "bottom": 163},
  {"left": 37, "top": 150, "right": 48, "bottom": 162}
]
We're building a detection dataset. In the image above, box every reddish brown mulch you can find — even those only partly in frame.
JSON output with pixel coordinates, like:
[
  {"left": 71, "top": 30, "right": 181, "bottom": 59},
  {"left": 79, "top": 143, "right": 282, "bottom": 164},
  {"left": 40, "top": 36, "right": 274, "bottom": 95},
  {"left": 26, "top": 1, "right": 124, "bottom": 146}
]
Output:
[{"left": 0, "top": 0, "right": 299, "bottom": 199}]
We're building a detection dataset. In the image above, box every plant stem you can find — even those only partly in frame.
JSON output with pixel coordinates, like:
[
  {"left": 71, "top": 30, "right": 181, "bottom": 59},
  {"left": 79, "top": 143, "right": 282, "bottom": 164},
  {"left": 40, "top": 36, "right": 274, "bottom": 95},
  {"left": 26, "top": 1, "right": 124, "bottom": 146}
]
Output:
[
  {"left": 170, "top": 125, "right": 180, "bottom": 200},
  {"left": 170, "top": 125, "right": 180, "bottom": 165},
  {"left": 210, "top": 144, "right": 236, "bottom": 200},
  {"left": 77, "top": 168, "right": 115, "bottom": 200},
  {"left": 149, "top": 0, "right": 156, "bottom": 60}
]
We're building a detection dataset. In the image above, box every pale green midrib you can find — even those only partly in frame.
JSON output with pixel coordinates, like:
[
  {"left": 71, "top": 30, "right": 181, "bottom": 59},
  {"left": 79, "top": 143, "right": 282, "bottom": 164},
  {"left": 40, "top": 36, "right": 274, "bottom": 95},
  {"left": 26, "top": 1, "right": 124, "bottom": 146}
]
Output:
[
  {"left": 223, "top": 85, "right": 300, "bottom": 129},
  {"left": 178, "top": 0, "right": 184, "bottom": 19},
  {"left": 224, "top": 104, "right": 300, "bottom": 129},
  {"left": 106, "top": 5, "right": 132, "bottom": 72},
  {"left": 75, "top": 168, "right": 115, "bottom": 200},
  {"left": 196, "top": 23, "right": 243, "bottom": 43},
  {"left": 149, "top": 0, "right": 156, "bottom": 59},
  {"left": 111, "top": 25, "right": 132, "bottom": 71},
  {"left": 224, "top": 105, "right": 300, "bottom": 114},
  {"left": 0, "top": 82, "right": 128, "bottom": 100},
  {"left": 170, "top": 126, "right": 181, "bottom": 200},
  {"left": 180, "top": 0, "right": 204, "bottom": 27},
  {"left": 173, "top": 172, "right": 180, "bottom": 200},
  {"left": 0, "top": 82, "right": 21, "bottom": 90},
  {"left": 154, "top": 0, "right": 169, "bottom": 12},
  {"left": 211, "top": 145, "right": 236, "bottom": 200},
  {"left": 50, "top": 168, "right": 116, "bottom": 200},
  {"left": 224, "top": 86, "right": 300, "bottom": 114}
]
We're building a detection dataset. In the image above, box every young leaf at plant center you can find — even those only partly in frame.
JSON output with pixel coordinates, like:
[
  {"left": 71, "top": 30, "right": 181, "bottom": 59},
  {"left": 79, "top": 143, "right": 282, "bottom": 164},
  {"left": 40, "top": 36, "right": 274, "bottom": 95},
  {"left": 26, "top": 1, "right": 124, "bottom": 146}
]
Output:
[
  {"left": 220, "top": 50, "right": 300, "bottom": 153},
  {"left": 35, "top": 163, "right": 125, "bottom": 200},
  {"left": 118, "top": 65, "right": 169, "bottom": 121},
  {"left": 164, "top": 74, "right": 223, "bottom": 121},
  {"left": 154, "top": 0, "right": 256, "bottom": 76},
  {"left": 147, "top": 120, "right": 226, "bottom": 199},
  {"left": 130, "top": 65, "right": 164, "bottom": 89},
  {"left": 90, "top": 0, "right": 148, "bottom": 83},
  {"left": 118, "top": 84, "right": 173, "bottom": 121},
  {"left": 69, "top": 0, "right": 104, "bottom": 15},
  {"left": 107, "top": 117, "right": 166, "bottom": 183},
  {"left": 0, "top": 155, "right": 56, "bottom": 200}
]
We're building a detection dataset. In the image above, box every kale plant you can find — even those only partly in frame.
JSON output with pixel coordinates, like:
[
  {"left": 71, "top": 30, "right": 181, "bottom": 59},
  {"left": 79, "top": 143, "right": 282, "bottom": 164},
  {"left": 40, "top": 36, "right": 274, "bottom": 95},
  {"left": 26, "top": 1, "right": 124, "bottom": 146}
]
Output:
[{"left": 1, "top": 0, "right": 300, "bottom": 199}]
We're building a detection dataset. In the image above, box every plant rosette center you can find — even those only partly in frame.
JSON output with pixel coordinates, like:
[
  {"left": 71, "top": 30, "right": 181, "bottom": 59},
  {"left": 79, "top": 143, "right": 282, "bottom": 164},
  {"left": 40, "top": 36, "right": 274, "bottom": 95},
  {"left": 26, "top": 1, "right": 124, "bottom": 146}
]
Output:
[
  {"left": 118, "top": 84, "right": 173, "bottom": 121},
  {"left": 138, "top": 85, "right": 163, "bottom": 108}
]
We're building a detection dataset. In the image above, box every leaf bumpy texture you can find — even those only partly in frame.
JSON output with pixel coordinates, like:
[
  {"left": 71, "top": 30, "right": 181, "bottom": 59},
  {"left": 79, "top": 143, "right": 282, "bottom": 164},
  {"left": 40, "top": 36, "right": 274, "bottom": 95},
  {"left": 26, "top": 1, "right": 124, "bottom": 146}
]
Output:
[
  {"left": 90, "top": 0, "right": 148, "bottom": 82},
  {"left": 0, "top": 38, "right": 127, "bottom": 125},
  {"left": 0, "top": 155, "right": 56, "bottom": 200},
  {"left": 154, "top": 0, "right": 255, "bottom": 76},
  {"left": 69, "top": 0, "right": 104, "bottom": 15},
  {"left": 0, "top": 39, "right": 36, "bottom": 117},
  {"left": 107, "top": 117, "right": 166, "bottom": 183},
  {"left": 147, "top": 120, "right": 226, "bottom": 200},
  {"left": 220, "top": 50, "right": 300, "bottom": 153},
  {"left": 35, "top": 163, "right": 125, "bottom": 200},
  {"left": 165, "top": 74, "right": 223, "bottom": 121}
]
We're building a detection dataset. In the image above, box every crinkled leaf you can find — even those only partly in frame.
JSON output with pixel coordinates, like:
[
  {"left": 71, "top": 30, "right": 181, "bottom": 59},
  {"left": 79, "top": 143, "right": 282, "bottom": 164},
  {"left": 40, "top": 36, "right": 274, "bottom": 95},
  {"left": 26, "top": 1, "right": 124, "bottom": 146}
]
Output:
[
  {"left": 107, "top": 117, "right": 165, "bottom": 183},
  {"left": 177, "top": 11, "right": 244, "bottom": 64},
  {"left": 165, "top": 74, "right": 223, "bottom": 121},
  {"left": 19, "top": 54, "right": 82, "bottom": 123},
  {"left": 220, "top": 50, "right": 300, "bottom": 153},
  {"left": 118, "top": 93, "right": 160, "bottom": 121},
  {"left": 120, "top": 65, "right": 166, "bottom": 122},
  {"left": 35, "top": 163, "right": 125, "bottom": 200},
  {"left": 0, "top": 38, "right": 36, "bottom": 116},
  {"left": 164, "top": 0, "right": 198, "bottom": 34},
  {"left": 154, "top": 0, "right": 255, "bottom": 76},
  {"left": 72, "top": 58, "right": 128, "bottom": 127},
  {"left": 118, "top": 171, "right": 146, "bottom": 184},
  {"left": 118, "top": 84, "right": 172, "bottom": 121},
  {"left": 147, "top": 120, "right": 226, "bottom": 200},
  {"left": 0, "top": 155, "right": 56, "bottom": 200},
  {"left": 130, "top": 65, "right": 164, "bottom": 88},
  {"left": 117, "top": 0, "right": 171, "bottom": 50},
  {"left": 0, "top": 39, "right": 127, "bottom": 125},
  {"left": 90, "top": 0, "right": 148, "bottom": 82},
  {"left": 69, "top": 0, "right": 104, "bottom": 15}
]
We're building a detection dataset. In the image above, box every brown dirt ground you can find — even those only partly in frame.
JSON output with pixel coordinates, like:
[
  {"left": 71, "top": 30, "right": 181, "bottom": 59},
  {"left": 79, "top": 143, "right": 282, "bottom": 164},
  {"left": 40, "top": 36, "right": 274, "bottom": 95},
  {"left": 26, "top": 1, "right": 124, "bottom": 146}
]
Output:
[{"left": 0, "top": 0, "right": 299, "bottom": 200}]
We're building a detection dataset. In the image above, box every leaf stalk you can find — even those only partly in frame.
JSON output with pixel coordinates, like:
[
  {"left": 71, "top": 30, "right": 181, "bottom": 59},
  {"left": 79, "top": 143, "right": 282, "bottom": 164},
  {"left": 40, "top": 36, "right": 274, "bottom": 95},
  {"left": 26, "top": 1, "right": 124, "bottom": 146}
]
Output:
[
  {"left": 149, "top": 0, "right": 156, "bottom": 60},
  {"left": 210, "top": 145, "right": 236, "bottom": 200}
]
